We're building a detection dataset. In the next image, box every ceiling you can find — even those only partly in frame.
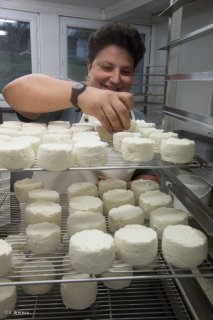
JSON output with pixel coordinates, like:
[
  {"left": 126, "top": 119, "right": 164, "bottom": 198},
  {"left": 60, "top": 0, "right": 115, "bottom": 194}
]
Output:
[{"left": 40, "top": 0, "right": 171, "bottom": 25}]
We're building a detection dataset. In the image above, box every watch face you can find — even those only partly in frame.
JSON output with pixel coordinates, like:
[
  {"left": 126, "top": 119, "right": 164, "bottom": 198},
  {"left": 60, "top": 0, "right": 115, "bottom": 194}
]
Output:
[{"left": 74, "top": 82, "right": 84, "bottom": 90}]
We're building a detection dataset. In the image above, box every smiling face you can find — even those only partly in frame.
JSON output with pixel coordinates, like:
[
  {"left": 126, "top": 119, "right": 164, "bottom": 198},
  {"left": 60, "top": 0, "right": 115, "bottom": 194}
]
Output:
[{"left": 86, "top": 45, "right": 134, "bottom": 92}]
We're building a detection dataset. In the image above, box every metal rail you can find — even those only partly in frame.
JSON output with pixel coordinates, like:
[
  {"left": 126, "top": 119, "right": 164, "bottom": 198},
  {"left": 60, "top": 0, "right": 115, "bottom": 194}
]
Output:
[{"left": 159, "top": 23, "right": 213, "bottom": 50}]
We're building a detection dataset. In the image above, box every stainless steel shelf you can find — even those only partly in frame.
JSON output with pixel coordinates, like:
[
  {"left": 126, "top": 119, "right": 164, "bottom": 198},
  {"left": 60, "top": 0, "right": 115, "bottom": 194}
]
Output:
[
  {"left": 163, "top": 106, "right": 213, "bottom": 133},
  {"left": 0, "top": 193, "right": 212, "bottom": 288},
  {"left": 166, "top": 71, "right": 213, "bottom": 81},
  {"left": 159, "top": 23, "right": 213, "bottom": 50},
  {"left": 4, "top": 279, "right": 193, "bottom": 320},
  {"left": 156, "top": 168, "right": 213, "bottom": 236},
  {"left": 0, "top": 146, "right": 202, "bottom": 172},
  {"left": 159, "top": 0, "right": 195, "bottom": 17}
]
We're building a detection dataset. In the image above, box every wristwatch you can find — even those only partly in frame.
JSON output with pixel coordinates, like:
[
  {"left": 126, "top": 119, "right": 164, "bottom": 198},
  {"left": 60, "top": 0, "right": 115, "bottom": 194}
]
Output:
[{"left": 70, "top": 82, "right": 87, "bottom": 110}]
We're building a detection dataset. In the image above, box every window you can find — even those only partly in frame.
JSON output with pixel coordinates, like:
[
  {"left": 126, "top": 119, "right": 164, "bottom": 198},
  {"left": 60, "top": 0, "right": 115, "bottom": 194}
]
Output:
[
  {"left": 60, "top": 17, "right": 150, "bottom": 96},
  {"left": 0, "top": 9, "right": 39, "bottom": 100}
]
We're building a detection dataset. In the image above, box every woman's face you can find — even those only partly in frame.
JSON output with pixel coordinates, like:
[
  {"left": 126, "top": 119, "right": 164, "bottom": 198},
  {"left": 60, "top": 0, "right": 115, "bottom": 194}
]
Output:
[{"left": 87, "top": 45, "right": 134, "bottom": 92}]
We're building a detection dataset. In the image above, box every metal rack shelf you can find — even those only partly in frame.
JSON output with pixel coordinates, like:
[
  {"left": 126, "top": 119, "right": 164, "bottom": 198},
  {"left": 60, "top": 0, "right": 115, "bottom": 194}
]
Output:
[
  {"left": 159, "top": 0, "right": 195, "bottom": 17},
  {"left": 166, "top": 71, "right": 213, "bottom": 81},
  {"left": 0, "top": 146, "right": 203, "bottom": 172},
  {"left": 162, "top": 106, "right": 213, "bottom": 133},
  {"left": 159, "top": 23, "right": 213, "bottom": 50},
  {"left": 4, "top": 279, "right": 194, "bottom": 320},
  {"left": 0, "top": 193, "right": 212, "bottom": 288}
]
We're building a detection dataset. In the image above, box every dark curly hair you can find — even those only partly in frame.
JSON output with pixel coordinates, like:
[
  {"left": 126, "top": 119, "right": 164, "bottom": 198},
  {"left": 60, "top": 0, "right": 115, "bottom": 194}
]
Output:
[{"left": 88, "top": 22, "right": 146, "bottom": 69}]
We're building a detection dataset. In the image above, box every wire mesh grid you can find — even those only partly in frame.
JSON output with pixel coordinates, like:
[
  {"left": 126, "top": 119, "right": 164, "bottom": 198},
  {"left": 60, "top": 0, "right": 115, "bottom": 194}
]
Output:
[
  {"left": 0, "top": 147, "right": 202, "bottom": 172},
  {"left": 4, "top": 279, "right": 194, "bottom": 320},
  {"left": 0, "top": 192, "right": 210, "bottom": 319},
  {"left": 0, "top": 193, "right": 212, "bottom": 285}
]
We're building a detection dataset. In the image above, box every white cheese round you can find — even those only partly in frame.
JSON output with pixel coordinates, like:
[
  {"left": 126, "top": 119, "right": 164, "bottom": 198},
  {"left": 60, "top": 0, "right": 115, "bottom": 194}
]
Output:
[
  {"left": 98, "top": 179, "right": 127, "bottom": 198},
  {"left": 69, "top": 229, "right": 115, "bottom": 274},
  {"left": 114, "top": 225, "right": 158, "bottom": 266},
  {"left": 162, "top": 225, "right": 208, "bottom": 268},
  {"left": 108, "top": 204, "right": 144, "bottom": 233},
  {"left": 122, "top": 137, "right": 154, "bottom": 162},
  {"left": 0, "top": 240, "right": 12, "bottom": 277},
  {"left": 101, "top": 260, "right": 133, "bottom": 289},
  {"left": 113, "top": 132, "right": 139, "bottom": 153},
  {"left": 131, "top": 179, "right": 160, "bottom": 205},
  {"left": 14, "top": 178, "right": 44, "bottom": 203},
  {"left": 0, "top": 278, "right": 17, "bottom": 319},
  {"left": 0, "top": 142, "right": 35, "bottom": 169},
  {"left": 150, "top": 207, "right": 188, "bottom": 239},
  {"left": 67, "top": 182, "right": 98, "bottom": 200},
  {"left": 103, "top": 189, "right": 135, "bottom": 215},
  {"left": 67, "top": 211, "right": 106, "bottom": 237},
  {"left": 69, "top": 196, "right": 103, "bottom": 214},
  {"left": 27, "top": 189, "right": 60, "bottom": 203},
  {"left": 74, "top": 141, "right": 108, "bottom": 166},
  {"left": 20, "top": 259, "right": 55, "bottom": 295},
  {"left": 25, "top": 201, "right": 62, "bottom": 225},
  {"left": 149, "top": 131, "right": 178, "bottom": 153},
  {"left": 26, "top": 222, "right": 61, "bottom": 254},
  {"left": 60, "top": 272, "right": 97, "bottom": 310},
  {"left": 37, "top": 143, "right": 74, "bottom": 171},
  {"left": 139, "top": 190, "right": 172, "bottom": 219},
  {"left": 161, "top": 138, "right": 195, "bottom": 163}
]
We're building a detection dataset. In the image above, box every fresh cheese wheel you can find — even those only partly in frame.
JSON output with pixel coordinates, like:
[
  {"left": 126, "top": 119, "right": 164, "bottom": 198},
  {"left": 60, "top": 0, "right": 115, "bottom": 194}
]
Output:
[
  {"left": 27, "top": 189, "right": 60, "bottom": 203},
  {"left": 26, "top": 222, "right": 61, "bottom": 254},
  {"left": 67, "top": 211, "right": 106, "bottom": 237},
  {"left": 113, "top": 132, "right": 140, "bottom": 153},
  {"left": 11, "top": 251, "right": 26, "bottom": 273},
  {"left": 60, "top": 272, "right": 97, "bottom": 310},
  {"left": 98, "top": 179, "right": 127, "bottom": 198},
  {"left": 0, "top": 278, "right": 17, "bottom": 319},
  {"left": 114, "top": 225, "right": 158, "bottom": 266},
  {"left": 0, "top": 142, "right": 35, "bottom": 169},
  {"left": 71, "top": 123, "right": 94, "bottom": 133},
  {"left": 150, "top": 207, "right": 188, "bottom": 239},
  {"left": 149, "top": 131, "right": 178, "bottom": 153},
  {"left": 20, "top": 259, "right": 55, "bottom": 295},
  {"left": 161, "top": 138, "right": 195, "bottom": 163},
  {"left": 103, "top": 189, "right": 135, "bottom": 215},
  {"left": 135, "top": 120, "right": 156, "bottom": 130},
  {"left": 74, "top": 141, "right": 108, "bottom": 166},
  {"left": 67, "top": 182, "right": 98, "bottom": 200},
  {"left": 139, "top": 128, "right": 163, "bottom": 138},
  {"left": 94, "top": 120, "right": 113, "bottom": 142},
  {"left": 4, "top": 234, "right": 26, "bottom": 252},
  {"left": 69, "top": 229, "right": 115, "bottom": 274},
  {"left": 139, "top": 190, "right": 172, "bottom": 219},
  {"left": 131, "top": 179, "right": 159, "bottom": 205},
  {"left": 69, "top": 196, "right": 103, "bottom": 214},
  {"left": 42, "top": 133, "right": 72, "bottom": 144},
  {"left": 48, "top": 120, "right": 71, "bottom": 128},
  {"left": 14, "top": 178, "right": 44, "bottom": 203},
  {"left": 25, "top": 201, "right": 62, "bottom": 225},
  {"left": 108, "top": 204, "right": 144, "bottom": 233},
  {"left": 101, "top": 260, "right": 133, "bottom": 289},
  {"left": 37, "top": 143, "right": 74, "bottom": 171},
  {"left": 12, "top": 136, "right": 41, "bottom": 156},
  {"left": 0, "top": 240, "right": 12, "bottom": 277},
  {"left": 122, "top": 137, "right": 154, "bottom": 162},
  {"left": 162, "top": 225, "right": 208, "bottom": 268}
]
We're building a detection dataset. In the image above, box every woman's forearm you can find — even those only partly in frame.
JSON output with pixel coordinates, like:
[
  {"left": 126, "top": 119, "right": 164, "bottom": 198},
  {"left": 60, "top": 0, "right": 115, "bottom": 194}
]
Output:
[{"left": 2, "top": 74, "right": 72, "bottom": 113}]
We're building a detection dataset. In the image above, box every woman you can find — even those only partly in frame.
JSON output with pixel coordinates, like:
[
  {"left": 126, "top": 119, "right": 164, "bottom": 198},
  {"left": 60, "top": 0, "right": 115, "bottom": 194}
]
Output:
[{"left": 2, "top": 22, "right": 158, "bottom": 191}]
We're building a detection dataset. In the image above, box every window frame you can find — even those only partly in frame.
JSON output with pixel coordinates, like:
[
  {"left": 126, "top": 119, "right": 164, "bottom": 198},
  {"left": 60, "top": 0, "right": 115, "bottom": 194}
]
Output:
[{"left": 0, "top": 9, "right": 40, "bottom": 104}]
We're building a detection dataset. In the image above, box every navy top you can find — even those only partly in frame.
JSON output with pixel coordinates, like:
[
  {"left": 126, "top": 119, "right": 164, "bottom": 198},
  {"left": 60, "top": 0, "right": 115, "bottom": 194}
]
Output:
[{"left": 17, "top": 107, "right": 145, "bottom": 124}]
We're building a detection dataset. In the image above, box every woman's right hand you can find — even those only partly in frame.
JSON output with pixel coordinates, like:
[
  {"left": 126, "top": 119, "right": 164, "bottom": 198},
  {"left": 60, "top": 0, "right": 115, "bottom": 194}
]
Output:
[{"left": 78, "top": 86, "right": 134, "bottom": 133}]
